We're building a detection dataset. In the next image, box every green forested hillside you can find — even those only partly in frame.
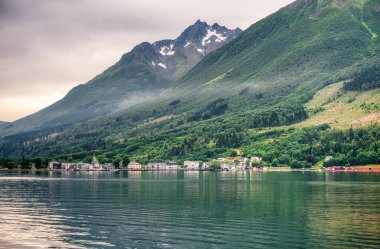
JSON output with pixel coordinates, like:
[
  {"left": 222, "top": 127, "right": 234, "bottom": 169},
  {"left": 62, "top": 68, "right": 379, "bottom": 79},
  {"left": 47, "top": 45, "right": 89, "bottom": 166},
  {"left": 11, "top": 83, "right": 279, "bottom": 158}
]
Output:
[{"left": 0, "top": 0, "right": 379, "bottom": 167}]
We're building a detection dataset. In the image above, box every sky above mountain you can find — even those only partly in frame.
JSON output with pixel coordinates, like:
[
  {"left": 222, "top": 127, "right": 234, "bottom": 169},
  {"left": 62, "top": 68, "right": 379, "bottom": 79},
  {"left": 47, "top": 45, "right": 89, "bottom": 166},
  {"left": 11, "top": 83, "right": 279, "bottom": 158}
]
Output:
[{"left": 0, "top": 0, "right": 293, "bottom": 122}]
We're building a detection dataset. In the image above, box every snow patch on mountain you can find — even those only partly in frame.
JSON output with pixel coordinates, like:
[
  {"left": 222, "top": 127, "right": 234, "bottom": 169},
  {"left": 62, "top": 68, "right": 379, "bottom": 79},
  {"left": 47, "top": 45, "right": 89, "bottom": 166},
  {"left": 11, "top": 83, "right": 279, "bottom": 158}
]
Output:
[
  {"left": 202, "top": 29, "right": 226, "bottom": 46},
  {"left": 159, "top": 45, "right": 175, "bottom": 56},
  {"left": 158, "top": 62, "right": 167, "bottom": 69}
]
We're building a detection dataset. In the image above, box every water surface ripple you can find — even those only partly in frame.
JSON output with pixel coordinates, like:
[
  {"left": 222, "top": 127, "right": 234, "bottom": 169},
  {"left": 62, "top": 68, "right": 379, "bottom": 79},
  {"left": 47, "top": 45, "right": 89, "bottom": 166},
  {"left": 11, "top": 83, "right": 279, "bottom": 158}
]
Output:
[{"left": 0, "top": 171, "right": 379, "bottom": 248}]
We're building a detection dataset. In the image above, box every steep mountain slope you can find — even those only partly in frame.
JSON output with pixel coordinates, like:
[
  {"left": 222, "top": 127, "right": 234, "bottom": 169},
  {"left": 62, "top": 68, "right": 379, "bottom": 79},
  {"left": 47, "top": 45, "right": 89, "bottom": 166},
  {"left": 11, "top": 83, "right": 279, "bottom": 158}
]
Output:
[
  {"left": 300, "top": 81, "right": 380, "bottom": 128},
  {"left": 180, "top": 0, "right": 379, "bottom": 86},
  {"left": 111, "top": 0, "right": 380, "bottom": 127},
  {"left": 1, "top": 0, "right": 379, "bottom": 162},
  {"left": 0, "top": 21, "right": 241, "bottom": 137}
]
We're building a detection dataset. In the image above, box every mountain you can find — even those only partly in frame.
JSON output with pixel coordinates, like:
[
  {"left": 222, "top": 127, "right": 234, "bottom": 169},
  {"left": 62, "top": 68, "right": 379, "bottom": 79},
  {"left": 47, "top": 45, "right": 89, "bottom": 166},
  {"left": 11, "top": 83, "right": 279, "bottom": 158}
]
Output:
[
  {"left": 116, "top": 0, "right": 379, "bottom": 125},
  {"left": 120, "top": 20, "right": 241, "bottom": 81},
  {"left": 1, "top": 0, "right": 379, "bottom": 162},
  {"left": 180, "top": 0, "right": 379, "bottom": 86},
  {"left": 0, "top": 20, "right": 241, "bottom": 136},
  {"left": 152, "top": 20, "right": 242, "bottom": 80}
]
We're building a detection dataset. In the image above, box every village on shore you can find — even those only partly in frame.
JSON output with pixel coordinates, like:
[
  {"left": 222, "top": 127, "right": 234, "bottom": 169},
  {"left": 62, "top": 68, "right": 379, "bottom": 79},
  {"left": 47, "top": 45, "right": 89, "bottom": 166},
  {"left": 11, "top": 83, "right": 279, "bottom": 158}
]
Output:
[
  {"left": 47, "top": 154, "right": 379, "bottom": 172},
  {"left": 49, "top": 154, "right": 268, "bottom": 172}
]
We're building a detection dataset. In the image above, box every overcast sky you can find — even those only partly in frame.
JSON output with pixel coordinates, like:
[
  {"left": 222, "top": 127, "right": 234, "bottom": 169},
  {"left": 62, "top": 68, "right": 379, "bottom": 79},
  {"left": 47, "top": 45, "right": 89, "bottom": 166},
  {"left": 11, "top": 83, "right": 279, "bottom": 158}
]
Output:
[{"left": 0, "top": 0, "right": 294, "bottom": 122}]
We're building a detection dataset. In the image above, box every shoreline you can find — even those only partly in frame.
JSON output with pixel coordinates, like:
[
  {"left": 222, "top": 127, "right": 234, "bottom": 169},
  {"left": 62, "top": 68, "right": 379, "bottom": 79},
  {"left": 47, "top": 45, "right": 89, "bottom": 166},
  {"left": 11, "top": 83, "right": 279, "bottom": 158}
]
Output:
[{"left": 1, "top": 165, "right": 379, "bottom": 173}]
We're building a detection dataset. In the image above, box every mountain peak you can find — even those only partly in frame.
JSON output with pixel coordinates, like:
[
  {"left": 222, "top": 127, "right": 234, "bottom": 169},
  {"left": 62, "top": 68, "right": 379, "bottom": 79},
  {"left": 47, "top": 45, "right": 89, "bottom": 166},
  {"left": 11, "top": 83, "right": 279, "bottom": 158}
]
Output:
[
  {"left": 131, "top": 42, "right": 153, "bottom": 53},
  {"left": 174, "top": 20, "right": 241, "bottom": 48},
  {"left": 188, "top": 19, "right": 209, "bottom": 32},
  {"left": 119, "top": 42, "right": 156, "bottom": 64},
  {"left": 194, "top": 19, "right": 208, "bottom": 26},
  {"left": 212, "top": 23, "right": 227, "bottom": 29},
  {"left": 120, "top": 20, "right": 241, "bottom": 74}
]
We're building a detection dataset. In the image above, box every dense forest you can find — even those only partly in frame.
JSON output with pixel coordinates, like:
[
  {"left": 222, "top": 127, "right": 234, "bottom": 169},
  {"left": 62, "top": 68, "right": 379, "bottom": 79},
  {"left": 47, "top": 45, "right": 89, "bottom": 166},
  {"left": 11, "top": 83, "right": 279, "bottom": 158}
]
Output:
[
  {"left": 343, "top": 66, "right": 380, "bottom": 91},
  {"left": 242, "top": 124, "right": 380, "bottom": 168},
  {"left": 1, "top": 124, "right": 379, "bottom": 169}
]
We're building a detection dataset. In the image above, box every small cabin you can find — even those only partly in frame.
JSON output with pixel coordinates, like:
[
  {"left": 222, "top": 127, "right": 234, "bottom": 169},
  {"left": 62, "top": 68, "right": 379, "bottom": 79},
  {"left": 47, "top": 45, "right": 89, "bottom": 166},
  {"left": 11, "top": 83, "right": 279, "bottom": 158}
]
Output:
[{"left": 128, "top": 162, "right": 142, "bottom": 170}]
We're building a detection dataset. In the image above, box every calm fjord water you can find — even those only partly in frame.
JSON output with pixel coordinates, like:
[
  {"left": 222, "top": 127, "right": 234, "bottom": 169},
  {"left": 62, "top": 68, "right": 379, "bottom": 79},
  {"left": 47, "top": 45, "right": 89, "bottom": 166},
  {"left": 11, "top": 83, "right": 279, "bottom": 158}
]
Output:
[{"left": 0, "top": 171, "right": 379, "bottom": 249}]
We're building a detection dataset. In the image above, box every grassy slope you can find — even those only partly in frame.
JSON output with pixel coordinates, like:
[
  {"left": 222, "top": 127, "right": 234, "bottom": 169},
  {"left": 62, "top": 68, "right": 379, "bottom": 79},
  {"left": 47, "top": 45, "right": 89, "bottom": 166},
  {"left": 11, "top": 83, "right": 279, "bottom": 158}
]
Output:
[
  {"left": 299, "top": 82, "right": 380, "bottom": 128},
  {"left": 252, "top": 79, "right": 380, "bottom": 132}
]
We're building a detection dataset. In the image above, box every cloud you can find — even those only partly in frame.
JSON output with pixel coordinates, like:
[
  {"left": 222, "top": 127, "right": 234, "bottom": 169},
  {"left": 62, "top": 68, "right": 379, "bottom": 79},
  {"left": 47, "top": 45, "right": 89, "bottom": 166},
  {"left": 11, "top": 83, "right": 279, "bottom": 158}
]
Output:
[{"left": 0, "top": 0, "right": 293, "bottom": 121}]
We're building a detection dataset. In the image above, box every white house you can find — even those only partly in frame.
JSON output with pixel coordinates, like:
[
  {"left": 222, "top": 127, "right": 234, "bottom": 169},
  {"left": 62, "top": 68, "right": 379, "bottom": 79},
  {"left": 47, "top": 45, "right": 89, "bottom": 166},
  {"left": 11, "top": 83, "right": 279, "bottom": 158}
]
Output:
[
  {"left": 77, "top": 163, "right": 93, "bottom": 171},
  {"left": 147, "top": 162, "right": 168, "bottom": 170},
  {"left": 147, "top": 162, "right": 179, "bottom": 170},
  {"left": 103, "top": 163, "right": 115, "bottom": 171},
  {"left": 62, "top": 163, "right": 78, "bottom": 170},
  {"left": 128, "top": 162, "right": 142, "bottom": 170},
  {"left": 184, "top": 161, "right": 200, "bottom": 170}
]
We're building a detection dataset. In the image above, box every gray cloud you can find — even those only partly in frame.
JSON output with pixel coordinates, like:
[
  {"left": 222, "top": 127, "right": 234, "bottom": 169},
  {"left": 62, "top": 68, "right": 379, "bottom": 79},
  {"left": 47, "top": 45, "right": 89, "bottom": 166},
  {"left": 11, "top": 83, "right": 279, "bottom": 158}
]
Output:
[{"left": 0, "top": 0, "right": 293, "bottom": 121}]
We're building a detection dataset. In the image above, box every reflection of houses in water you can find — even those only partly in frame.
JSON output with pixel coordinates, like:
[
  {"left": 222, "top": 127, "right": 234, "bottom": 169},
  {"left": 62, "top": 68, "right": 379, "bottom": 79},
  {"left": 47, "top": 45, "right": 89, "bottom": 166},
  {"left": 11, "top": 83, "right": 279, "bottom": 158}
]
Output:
[
  {"left": 128, "top": 171, "right": 142, "bottom": 178},
  {"left": 184, "top": 170, "right": 200, "bottom": 180}
]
